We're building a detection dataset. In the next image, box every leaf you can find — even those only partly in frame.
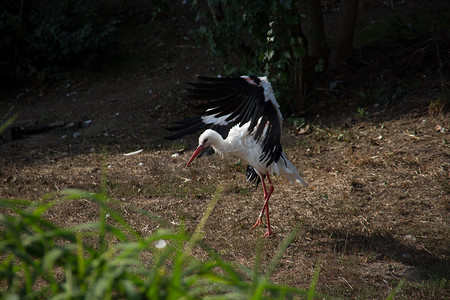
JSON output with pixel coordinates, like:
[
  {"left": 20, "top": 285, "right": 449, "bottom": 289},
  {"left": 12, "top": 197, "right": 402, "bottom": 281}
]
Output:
[{"left": 42, "top": 248, "right": 66, "bottom": 271}]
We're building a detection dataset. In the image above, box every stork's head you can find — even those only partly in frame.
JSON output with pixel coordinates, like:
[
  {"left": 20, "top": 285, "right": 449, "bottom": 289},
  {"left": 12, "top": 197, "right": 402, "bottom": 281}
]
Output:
[{"left": 186, "top": 129, "right": 222, "bottom": 167}]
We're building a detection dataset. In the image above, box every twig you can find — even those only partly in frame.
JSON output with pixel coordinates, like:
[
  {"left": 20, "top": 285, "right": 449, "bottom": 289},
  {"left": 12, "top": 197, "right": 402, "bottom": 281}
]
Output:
[
  {"left": 206, "top": 0, "right": 219, "bottom": 26},
  {"left": 436, "top": 44, "right": 445, "bottom": 86},
  {"left": 338, "top": 276, "right": 353, "bottom": 290}
]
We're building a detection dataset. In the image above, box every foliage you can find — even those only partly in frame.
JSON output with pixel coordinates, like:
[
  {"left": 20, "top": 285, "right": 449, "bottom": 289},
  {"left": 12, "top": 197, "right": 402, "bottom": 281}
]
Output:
[
  {"left": 0, "top": 114, "right": 18, "bottom": 134},
  {"left": 0, "top": 187, "right": 333, "bottom": 299},
  {"left": 355, "top": 107, "right": 369, "bottom": 119},
  {"left": 193, "top": 0, "right": 308, "bottom": 112},
  {"left": 0, "top": 0, "right": 118, "bottom": 82},
  {"left": 354, "top": 13, "right": 450, "bottom": 48},
  {"left": 429, "top": 87, "right": 450, "bottom": 116}
]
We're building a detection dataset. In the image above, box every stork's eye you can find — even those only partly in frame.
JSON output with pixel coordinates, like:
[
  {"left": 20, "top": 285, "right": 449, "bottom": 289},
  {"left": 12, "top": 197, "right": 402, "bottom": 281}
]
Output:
[{"left": 202, "top": 138, "right": 209, "bottom": 144}]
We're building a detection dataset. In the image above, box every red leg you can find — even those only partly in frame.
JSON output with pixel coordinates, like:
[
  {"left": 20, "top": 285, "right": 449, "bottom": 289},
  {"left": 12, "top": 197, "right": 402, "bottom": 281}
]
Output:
[
  {"left": 251, "top": 172, "right": 275, "bottom": 237},
  {"left": 251, "top": 173, "right": 267, "bottom": 230},
  {"left": 263, "top": 173, "right": 274, "bottom": 237}
]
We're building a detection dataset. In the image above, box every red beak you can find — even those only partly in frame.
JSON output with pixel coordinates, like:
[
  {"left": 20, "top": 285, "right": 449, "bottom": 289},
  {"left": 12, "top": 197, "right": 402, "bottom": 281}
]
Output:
[{"left": 186, "top": 145, "right": 204, "bottom": 167}]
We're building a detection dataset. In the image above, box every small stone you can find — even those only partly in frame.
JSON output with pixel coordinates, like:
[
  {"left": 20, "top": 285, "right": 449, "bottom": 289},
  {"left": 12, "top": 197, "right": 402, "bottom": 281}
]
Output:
[
  {"left": 403, "top": 268, "right": 422, "bottom": 282},
  {"left": 154, "top": 239, "right": 167, "bottom": 249}
]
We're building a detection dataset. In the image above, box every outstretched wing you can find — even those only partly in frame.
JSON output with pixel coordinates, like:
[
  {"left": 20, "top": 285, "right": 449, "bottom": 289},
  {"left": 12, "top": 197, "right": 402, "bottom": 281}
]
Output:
[{"left": 165, "top": 75, "right": 283, "bottom": 166}]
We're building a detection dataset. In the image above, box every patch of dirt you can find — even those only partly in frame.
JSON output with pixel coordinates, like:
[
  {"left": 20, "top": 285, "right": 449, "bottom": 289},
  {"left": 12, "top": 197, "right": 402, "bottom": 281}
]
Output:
[{"left": 1, "top": 1, "right": 449, "bottom": 299}]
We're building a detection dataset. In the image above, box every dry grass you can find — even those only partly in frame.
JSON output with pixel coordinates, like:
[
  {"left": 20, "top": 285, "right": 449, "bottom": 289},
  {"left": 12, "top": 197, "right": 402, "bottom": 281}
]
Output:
[
  {"left": 1, "top": 1, "right": 449, "bottom": 298},
  {"left": 1, "top": 109, "right": 448, "bottom": 298}
]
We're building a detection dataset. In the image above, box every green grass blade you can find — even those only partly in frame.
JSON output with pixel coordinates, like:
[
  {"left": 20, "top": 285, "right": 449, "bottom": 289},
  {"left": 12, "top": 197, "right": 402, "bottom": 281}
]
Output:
[
  {"left": 75, "top": 233, "right": 86, "bottom": 280},
  {"left": 386, "top": 278, "right": 406, "bottom": 300},
  {"left": 120, "top": 279, "right": 140, "bottom": 300},
  {"left": 265, "top": 225, "right": 302, "bottom": 278},
  {"left": 0, "top": 198, "right": 33, "bottom": 209},
  {"left": 307, "top": 261, "right": 321, "bottom": 300},
  {"left": 59, "top": 189, "right": 142, "bottom": 241},
  {"left": 186, "top": 183, "right": 223, "bottom": 253},
  {"left": 249, "top": 238, "right": 263, "bottom": 298},
  {"left": 250, "top": 277, "right": 267, "bottom": 300},
  {"left": 0, "top": 114, "right": 18, "bottom": 135}
]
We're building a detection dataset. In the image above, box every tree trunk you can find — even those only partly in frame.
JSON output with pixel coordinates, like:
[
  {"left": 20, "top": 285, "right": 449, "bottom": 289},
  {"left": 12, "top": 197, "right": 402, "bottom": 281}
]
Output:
[
  {"left": 329, "top": 0, "right": 360, "bottom": 69},
  {"left": 305, "top": 0, "right": 325, "bottom": 57}
]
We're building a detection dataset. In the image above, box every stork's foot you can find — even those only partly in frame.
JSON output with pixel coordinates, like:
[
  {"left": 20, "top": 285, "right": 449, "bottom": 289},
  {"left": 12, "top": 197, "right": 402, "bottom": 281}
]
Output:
[
  {"left": 263, "top": 228, "right": 273, "bottom": 238},
  {"left": 251, "top": 216, "right": 262, "bottom": 230},
  {"left": 251, "top": 217, "right": 273, "bottom": 237}
]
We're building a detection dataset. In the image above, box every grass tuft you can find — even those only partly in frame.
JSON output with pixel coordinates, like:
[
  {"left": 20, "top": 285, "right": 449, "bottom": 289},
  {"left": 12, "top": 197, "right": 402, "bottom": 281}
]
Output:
[
  {"left": 0, "top": 188, "right": 337, "bottom": 299},
  {"left": 429, "top": 87, "right": 450, "bottom": 116}
]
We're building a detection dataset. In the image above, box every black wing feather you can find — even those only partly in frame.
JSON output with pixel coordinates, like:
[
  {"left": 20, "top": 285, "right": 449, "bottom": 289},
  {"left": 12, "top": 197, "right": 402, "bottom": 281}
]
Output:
[{"left": 165, "top": 76, "right": 283, "bottom": 167}]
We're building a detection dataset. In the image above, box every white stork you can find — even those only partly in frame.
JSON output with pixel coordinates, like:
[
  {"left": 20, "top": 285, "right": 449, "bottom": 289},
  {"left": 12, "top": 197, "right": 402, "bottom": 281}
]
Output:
[{"left": 166, "top": 75, "right": 307, "bottom": 237}]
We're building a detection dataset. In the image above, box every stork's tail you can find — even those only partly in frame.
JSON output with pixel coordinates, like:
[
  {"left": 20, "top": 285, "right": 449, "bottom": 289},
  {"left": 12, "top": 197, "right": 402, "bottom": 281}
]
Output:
[
  {"left": 286, "top": 169, "right": 307, "bottom": 186},
  {"left": 277, "top": 154, "right": 307, "bottom": 186}
]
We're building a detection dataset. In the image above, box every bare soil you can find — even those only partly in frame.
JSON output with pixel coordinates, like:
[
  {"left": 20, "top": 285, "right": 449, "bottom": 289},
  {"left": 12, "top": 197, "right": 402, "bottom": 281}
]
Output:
[{"left": 1, "top": 1, "right": 449, "bottom": 298}]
